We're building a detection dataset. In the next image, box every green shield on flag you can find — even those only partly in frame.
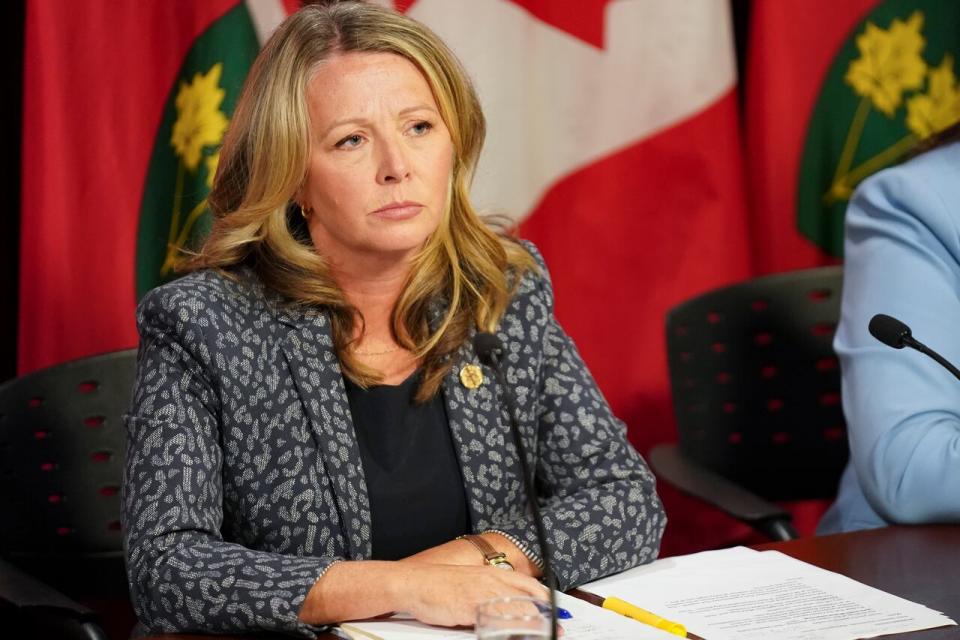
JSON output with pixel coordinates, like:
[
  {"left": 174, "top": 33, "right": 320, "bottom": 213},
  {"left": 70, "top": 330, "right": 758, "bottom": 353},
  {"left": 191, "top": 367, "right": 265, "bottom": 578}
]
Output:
[
  {"left": 797, "top": 0, "right": 960, "bottom": 257},
  {"left": 136, "top": 3, "right": 259, "bottom": 299}
]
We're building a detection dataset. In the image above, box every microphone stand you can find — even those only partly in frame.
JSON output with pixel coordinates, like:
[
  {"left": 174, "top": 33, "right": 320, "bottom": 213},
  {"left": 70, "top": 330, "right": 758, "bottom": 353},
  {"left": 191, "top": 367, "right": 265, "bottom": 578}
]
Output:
[
  {"left": 475, "top": 334, "right": 558, "bottom": 640},
  {"left": 905, "top": 337, "right": 960, "bottom": 382}
]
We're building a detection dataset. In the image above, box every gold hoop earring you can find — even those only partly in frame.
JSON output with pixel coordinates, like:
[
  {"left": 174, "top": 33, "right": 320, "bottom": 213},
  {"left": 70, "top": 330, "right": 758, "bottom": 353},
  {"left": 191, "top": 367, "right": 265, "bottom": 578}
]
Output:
[{"left": 299, "top": 204, "right": 310, "bottom": 219}]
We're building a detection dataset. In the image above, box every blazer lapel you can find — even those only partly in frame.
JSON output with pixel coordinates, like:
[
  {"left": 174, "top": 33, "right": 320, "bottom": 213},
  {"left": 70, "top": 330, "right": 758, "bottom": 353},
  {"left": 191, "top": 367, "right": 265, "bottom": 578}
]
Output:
[
  {"left": 442, "top": 328, "right": 526, "bottom": 531},
  {"left": 274, "top": 303, "right": 372, "bottom": 560}
]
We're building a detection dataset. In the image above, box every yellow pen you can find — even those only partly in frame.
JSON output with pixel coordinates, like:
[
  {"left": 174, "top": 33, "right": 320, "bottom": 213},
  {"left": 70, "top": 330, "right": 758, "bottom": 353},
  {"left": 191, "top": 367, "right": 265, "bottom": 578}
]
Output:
[{"left": 602, "top": 596, "right": 687, "bottom": 637}]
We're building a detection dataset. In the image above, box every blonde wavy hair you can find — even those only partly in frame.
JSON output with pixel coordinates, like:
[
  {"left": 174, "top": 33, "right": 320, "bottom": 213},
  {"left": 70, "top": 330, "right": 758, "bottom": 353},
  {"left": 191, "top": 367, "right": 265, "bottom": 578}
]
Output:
[{"left": 191, "top": 1, "right": 536, "bottom": 402}]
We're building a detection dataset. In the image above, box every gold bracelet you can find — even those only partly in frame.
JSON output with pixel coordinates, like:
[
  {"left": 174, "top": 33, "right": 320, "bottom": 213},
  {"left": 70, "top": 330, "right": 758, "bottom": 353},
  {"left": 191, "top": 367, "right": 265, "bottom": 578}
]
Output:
[{"left": 483, "top": 529, "right": 545, "bottom": 570}]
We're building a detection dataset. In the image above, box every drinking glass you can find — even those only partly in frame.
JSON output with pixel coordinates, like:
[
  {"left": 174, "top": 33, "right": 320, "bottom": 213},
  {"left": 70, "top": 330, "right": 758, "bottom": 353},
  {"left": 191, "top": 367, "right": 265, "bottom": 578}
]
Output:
[{"left": 475, "top": 596, "right": 552, "bottom": 640}]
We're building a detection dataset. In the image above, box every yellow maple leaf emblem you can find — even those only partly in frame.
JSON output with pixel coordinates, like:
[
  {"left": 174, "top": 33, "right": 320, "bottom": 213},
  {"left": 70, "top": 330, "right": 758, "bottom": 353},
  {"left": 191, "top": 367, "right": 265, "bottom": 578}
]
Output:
[
  {"left": 845, "top": 11, "right": 927, "bottom": 117},
  {"left": 906, "top": 54, "right": 960, "bottom": 139},
  {"left": 162, "top": 63, "right": 229, "bottom": 275},
  {"left": 171, "top": 63, "right": 228, "bottom": 171}
]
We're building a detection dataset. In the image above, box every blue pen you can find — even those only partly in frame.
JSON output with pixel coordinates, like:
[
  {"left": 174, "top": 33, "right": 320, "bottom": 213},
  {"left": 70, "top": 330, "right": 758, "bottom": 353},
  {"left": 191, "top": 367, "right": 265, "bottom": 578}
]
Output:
[
  {"left": 534, "top": 600, "right": 572, "bottom": 620},
  {"left": 535, "top": 601, "right": 573, "bottom": 620}
]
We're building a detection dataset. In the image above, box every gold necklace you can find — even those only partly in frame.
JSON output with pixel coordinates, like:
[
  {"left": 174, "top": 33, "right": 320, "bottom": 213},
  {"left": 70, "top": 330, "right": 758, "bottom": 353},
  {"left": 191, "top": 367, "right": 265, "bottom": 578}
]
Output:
[{"left": 351, "top": 344, "right": 402, "bottom": 356}]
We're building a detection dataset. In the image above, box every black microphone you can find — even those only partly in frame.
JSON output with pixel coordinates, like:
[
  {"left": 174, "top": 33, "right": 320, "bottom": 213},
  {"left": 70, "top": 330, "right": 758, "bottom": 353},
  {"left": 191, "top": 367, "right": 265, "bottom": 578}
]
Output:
[
  {"left": 473, "top": 331, "right": 558, "bottom": 640},
  {"left": 868, "top": 313, "right": 917, "bottom": 349},
  {"left": 869, "top": 313, "right": 960, "bottom": 382}
]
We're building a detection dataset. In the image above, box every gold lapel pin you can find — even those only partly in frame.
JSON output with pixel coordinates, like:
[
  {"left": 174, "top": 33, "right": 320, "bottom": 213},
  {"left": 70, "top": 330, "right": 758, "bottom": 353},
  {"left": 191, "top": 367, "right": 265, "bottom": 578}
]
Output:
[{"left": 459, "top": 364, "right": 484, "bottom": 389}]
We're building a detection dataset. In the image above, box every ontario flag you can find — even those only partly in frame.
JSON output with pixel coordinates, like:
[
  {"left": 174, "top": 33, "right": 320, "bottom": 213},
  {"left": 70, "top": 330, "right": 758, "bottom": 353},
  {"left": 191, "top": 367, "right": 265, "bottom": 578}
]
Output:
[
  {"left": 21, "top": 0, "right": 751, "bottom": 554},
  {"left": 20, "top": 0, "right": 295, "bottom": 372},
  {"left": 746, "top": 0, "right": 960, "bottom": 273}
]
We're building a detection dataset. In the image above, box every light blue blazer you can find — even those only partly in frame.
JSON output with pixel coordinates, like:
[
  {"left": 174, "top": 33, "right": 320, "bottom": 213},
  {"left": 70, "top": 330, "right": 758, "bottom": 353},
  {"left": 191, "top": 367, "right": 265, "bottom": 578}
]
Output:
[{"left": 820, "top": 142, "right": 960, "bottom": 534}]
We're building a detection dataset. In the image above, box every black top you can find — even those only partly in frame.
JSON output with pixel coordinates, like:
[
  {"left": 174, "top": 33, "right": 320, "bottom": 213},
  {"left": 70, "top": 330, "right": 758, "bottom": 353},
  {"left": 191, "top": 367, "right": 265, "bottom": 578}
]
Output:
[{"left": 344, "top": 370, "right": 471, "bottom": 560}]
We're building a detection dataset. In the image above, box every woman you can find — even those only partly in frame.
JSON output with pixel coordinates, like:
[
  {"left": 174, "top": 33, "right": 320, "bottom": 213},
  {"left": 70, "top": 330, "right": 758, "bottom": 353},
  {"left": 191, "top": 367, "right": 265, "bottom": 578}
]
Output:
[
  {"left": 819, "top": 125, "right": 960, "bottom": 534},
  {"left": 123, "top": 2, "right": 665, "bottom": 636}
]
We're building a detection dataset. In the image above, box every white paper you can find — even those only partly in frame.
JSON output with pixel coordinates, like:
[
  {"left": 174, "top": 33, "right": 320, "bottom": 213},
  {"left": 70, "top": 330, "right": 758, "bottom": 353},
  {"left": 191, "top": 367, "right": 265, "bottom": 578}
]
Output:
[
  {"left": 337, "top": 592, "right": 680, "bottom": 639},
  {"left": 339, "top": 616, "right": 472, "bottom": 639},
  {"left": 581, "top": 547, "right": 955, "bottom": 640}
]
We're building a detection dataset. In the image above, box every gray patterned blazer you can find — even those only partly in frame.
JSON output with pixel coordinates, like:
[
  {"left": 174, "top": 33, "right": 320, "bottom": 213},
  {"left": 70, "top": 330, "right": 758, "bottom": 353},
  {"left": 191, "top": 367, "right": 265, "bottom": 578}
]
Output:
[{"left": 123, "top": 243, "right": 666, "bottom": 637}]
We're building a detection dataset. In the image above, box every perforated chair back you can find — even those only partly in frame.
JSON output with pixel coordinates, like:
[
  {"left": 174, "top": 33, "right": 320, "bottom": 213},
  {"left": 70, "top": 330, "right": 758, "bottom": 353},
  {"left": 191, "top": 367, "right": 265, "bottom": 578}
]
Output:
[
  {"left": 0, "top": 350, "right": 136, "bottom": 559},
  {"left": 665, "top": 267, "right": 847, "bottom": 502}
]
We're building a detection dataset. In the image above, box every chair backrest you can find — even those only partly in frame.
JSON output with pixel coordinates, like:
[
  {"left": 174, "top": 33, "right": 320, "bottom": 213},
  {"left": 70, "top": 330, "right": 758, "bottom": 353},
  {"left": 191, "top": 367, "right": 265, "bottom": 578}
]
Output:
[
  {"left": 665, "top": 267, "right": 847, "bottom": 502},
  {"left": 0, "top": 350, "right": 137, "bottom": 559}
]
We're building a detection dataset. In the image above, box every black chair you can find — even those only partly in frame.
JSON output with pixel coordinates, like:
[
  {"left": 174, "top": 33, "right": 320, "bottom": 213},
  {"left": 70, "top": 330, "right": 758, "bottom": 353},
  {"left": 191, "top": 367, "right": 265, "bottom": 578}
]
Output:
[
  {"left": 650, "top": 267, "right": 847, "bottom": 541},
  {"left": 0, "top": 349, "right": 137, "bottom": 640}
]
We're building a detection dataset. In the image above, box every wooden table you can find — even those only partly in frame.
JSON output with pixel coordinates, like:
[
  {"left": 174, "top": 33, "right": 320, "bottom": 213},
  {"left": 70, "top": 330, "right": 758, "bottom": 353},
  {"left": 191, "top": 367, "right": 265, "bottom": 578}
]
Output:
[{"left": 146, "top": 525, "right": 960, "bottom": 639}]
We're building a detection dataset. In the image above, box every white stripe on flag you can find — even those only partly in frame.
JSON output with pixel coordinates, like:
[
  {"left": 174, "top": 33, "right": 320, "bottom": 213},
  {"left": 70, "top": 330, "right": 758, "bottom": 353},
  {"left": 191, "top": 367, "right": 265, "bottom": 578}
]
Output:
[
  {"left": 408, "top": 0, "right": 737, "bottom": 220},
  {"left": 246, "top": 0, "right": 288, "bottom": 46}
]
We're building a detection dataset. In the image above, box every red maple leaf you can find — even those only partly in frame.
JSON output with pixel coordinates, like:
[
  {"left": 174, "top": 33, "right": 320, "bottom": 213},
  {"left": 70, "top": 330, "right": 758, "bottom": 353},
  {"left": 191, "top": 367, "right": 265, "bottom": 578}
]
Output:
[
  {"left": 394, "top": 0, "right": 612, "bottom": 49},
  {"left": 393, "top": 0, "right": 419, "bottom": 13}
]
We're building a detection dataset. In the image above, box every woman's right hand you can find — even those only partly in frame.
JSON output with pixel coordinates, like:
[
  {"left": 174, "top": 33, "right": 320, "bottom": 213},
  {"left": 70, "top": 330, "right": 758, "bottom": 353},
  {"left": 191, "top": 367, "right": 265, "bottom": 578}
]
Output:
[{"left": 396, "top": 563, "right": 547, "bottom": 627}]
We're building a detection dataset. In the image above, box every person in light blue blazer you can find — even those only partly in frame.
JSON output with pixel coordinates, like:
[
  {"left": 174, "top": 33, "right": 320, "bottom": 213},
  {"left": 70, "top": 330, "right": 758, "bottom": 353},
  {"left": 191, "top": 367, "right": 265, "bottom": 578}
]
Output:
[{"left": 819, "top": 130, "right": 960, "bottom": 534}]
